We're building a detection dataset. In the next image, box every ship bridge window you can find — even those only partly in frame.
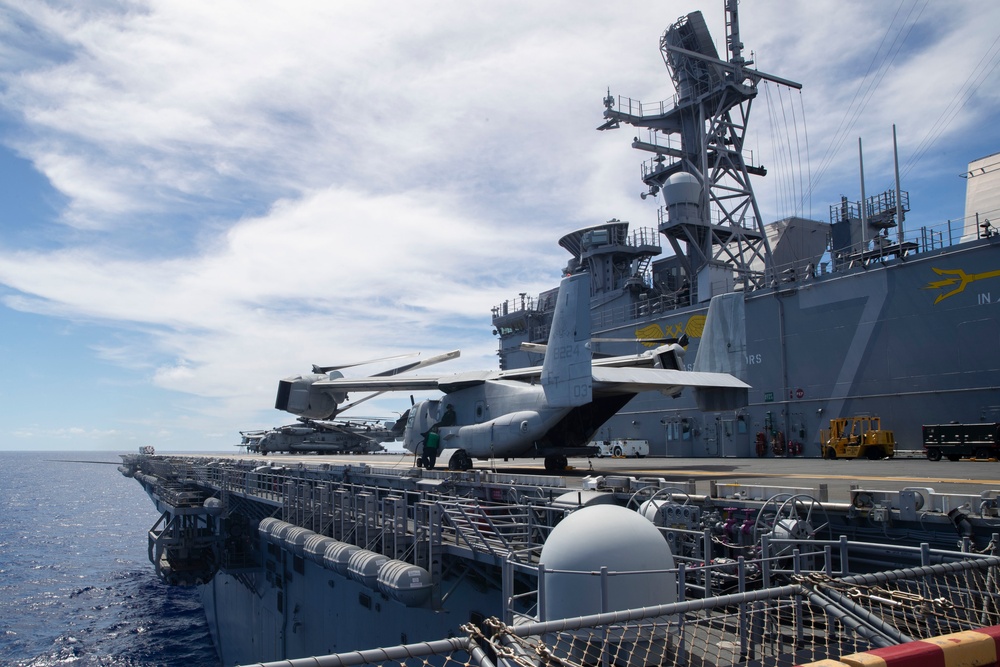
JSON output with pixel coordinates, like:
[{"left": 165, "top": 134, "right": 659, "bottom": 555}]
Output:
[{"left": 496, "top": 319, "right": 527, "bottom": 336}]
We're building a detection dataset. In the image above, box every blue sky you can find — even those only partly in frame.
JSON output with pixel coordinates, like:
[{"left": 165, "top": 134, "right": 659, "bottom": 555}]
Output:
[{"left": 1, "top": 1, "right": 999, "bottom": 452}]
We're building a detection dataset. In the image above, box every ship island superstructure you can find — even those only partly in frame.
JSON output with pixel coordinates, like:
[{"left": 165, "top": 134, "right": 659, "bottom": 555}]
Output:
[{"left": 492, "top": 5, "right": 1000, "bottom": 457}]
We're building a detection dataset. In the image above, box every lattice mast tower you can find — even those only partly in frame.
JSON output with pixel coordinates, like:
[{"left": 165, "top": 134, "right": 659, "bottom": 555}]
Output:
[{"left": 600, "top": 0, "right": 801, "bottom": 299}]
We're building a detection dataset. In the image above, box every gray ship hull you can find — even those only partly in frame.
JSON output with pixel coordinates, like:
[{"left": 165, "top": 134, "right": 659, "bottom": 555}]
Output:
[
  {"left": 496, "top": 235, "right": 1000, "bottom": 457},
  {"left": 201, "top": 566, "right": 500, "bottom": 665}
]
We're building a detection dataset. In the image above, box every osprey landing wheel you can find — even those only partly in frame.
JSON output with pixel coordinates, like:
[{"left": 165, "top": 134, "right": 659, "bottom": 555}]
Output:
[
  {"left": 544, "top": 455, "right": 568, "bottom": 472},
  {"left": 448, "top": 449, "right": 473, "bottom": 471}
]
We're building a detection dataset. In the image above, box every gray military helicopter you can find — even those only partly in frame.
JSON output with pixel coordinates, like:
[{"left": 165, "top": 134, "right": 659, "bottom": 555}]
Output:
[
  {"left": 273, "top": 271, "right": 748, "bottom": 472},
  {"left": 239, "top": 417, "right": 396, "bottom": 455}
]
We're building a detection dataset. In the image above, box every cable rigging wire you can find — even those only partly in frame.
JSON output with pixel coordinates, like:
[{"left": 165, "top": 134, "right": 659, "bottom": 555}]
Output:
[
  {"left": 894, "top": 31, "right": 1000, "bottom": 184},
  {"left": 789, "top": 89, "right": 808, "bottom": 221},
  {"left": 747, "top": 3, "right": 995, "bottom": 230},
  {"left": 776, "top": 85, "right": 797, "bottom": 219},
  {"left": 799, "top": 89, "right": 812, "bottom": 220},
  {"left": 761, "top": 81, "right": 809, "bottom": 221},
  {"left": 802, "top": 0, "right": 927, "bottom": 209},
  {"left": 762, "top": 83, "right": 789, "bottom": 220},
  {"left": 764, "top": 83, "right": 794, "bottom": 220}
]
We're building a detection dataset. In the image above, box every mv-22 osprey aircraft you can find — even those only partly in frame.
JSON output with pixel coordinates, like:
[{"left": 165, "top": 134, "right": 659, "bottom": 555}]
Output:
[{"left": 275, "top": 272, "right": 749, "bottom": 471}]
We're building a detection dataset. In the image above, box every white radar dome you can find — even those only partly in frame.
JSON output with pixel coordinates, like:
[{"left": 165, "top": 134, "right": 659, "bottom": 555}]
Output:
[
  {"left": 662, "top": 172, "right": 701, "bottom": 206},
  {"left": 539, "top": 504, "right": 675, "bottom": 620}
]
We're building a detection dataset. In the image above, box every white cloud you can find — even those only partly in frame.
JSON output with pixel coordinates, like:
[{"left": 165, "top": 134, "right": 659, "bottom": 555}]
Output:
[
  {"left": 11, "top": 425, "right": 127, "bottom": 440},
  {"left": 2, "top": 1, "right": 664, "bottom": 231},
  {"left": 0, "top": 184, "right": 561, "bottom": 433}
]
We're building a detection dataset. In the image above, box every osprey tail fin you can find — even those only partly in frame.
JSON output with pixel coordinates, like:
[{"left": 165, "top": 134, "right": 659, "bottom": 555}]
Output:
[{"left": 541, "top": 273, "right": 593, "bottom": 408}]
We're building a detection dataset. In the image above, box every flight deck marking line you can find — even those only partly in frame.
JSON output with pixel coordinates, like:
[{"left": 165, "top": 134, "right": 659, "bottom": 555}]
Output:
[
  {"left": 639, "top": 469, "right": 1000, "bottom": 485},
  {"left": 276, "top": 456, "right": 1000, "bottom": 485}
]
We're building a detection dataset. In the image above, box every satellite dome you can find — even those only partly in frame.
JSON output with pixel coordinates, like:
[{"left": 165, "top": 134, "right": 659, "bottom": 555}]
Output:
[
  {"left": 539, "top": 504, "right": 675, "bottom": 620},
  {"left": 662, "top": 172, "right": 701, "bottom": 206}
]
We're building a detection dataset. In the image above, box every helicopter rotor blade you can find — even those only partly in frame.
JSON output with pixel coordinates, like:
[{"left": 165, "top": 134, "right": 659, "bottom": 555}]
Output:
[
  {"left": 312, "top": 352, "right": 418, "bottom": 374},
  {"left": 591, "top": 336, "right": 681, "bottom": 344},
  {"left": 371, "top": 349, "right": 460, "bottom": 376},
  {"left": 519, "top": 338, "right": 681, "bottom": 356},
  {"left": 314, "top": 349, "right": 460, "bottom": 377},
  {"left": 336, "top": 391, "right": 386, "bottom": 414},
  {"left": 333, "top": 350, "right": 459, "bottom": 415}
]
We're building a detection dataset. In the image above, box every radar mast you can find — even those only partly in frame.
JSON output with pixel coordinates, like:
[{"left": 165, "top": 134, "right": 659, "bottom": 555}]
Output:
[{"left": 600, "top": 0, "right": 801, "bottom": 300}]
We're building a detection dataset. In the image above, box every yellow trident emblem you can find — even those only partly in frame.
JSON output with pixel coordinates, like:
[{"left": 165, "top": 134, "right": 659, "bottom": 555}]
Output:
[{"left": 924, "top": 267, "right": 1000, "bottom": 304}]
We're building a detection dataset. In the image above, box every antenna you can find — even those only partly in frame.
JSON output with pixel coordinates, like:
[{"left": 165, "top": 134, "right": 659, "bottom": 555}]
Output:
[{"left": 599, "top": 0, "right": 802, "bottom": 299}]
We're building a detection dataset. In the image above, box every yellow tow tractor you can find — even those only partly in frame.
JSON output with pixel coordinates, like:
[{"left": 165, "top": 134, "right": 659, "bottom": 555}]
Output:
[{"left": 821, "top": 415, "right": 896, "bottom": 460}]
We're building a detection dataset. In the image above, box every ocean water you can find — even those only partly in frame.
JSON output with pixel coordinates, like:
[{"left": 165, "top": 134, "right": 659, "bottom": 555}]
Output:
[{"left": 0, "top": 451, "right": 219, "bottom": 667}]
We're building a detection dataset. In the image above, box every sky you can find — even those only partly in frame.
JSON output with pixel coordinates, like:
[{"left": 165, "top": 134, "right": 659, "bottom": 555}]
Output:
[{"left": 1, "top": 0, "right": 999, "bottom": 452}]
